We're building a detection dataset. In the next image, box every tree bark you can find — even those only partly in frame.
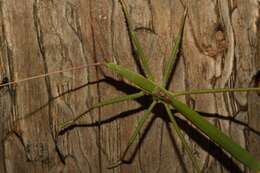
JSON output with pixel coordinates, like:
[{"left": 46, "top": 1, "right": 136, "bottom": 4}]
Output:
[{"left": 0, "top": 0, "right": 259, "bottom": 173}]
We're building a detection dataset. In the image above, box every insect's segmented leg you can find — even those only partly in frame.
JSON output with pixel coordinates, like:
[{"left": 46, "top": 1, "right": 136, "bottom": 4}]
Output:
[
  {"left": 108, "top": 100, "right": 157, "bottom": 169},
  {"left": 119, "top": 0, "right": 153, "bottom": 80},
  {"left": 60, "top": 91, "right": 145, "bottom": 130},
  {"left": 172, "top": 87, "right": 260, "bottom": 97},
  {"left": 164, "top": 103, "right": 201, "bottom": 173},
  {"left": 161, "top": 8, "right": 187, "bottom": 88}
]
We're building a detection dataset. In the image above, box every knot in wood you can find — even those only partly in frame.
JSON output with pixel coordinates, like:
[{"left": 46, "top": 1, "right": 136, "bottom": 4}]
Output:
[{"left": 215, "top": 30, "right": 227, "bottom": 52}]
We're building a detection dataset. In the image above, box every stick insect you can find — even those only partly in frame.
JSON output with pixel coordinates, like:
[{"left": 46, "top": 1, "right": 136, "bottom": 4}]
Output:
[
  {"left": 60, "top": 1, "right": 260, "bottom": 172},
  {"left": 1, "top": 0, "right": 260, "bottom": 172}
]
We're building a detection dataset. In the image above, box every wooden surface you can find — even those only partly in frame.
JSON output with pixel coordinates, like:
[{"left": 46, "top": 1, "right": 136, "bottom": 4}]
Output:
[{"left": 0, "top": 0, "right": 259, "bottom": 172}]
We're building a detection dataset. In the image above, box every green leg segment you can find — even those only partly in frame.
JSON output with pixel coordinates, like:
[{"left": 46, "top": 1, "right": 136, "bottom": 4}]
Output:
[
  {"left": 108, "top": 100, "right": 157, "bottom": 169},
  {"left": 60, "top": 91, "right": 145, "bottom": 130},
  {"left": 165, "top": 103, "right": 201, "bottom": 173}
]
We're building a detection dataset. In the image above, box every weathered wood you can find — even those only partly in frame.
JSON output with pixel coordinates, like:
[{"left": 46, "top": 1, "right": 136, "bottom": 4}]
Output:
[{"left": 0, "top": 0, "right": 259, "bottom": 172}]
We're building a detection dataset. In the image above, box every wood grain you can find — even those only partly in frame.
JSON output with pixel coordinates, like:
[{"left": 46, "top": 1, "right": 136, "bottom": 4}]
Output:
[{"left": 0, "top": 0, "right": 259, "bottom": 172}]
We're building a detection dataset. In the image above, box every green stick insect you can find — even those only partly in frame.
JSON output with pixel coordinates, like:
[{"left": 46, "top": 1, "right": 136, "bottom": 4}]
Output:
[
  {"left": 62, "top": 1, "right": 260, "bottom": 172},
  {"left": 1, "top": 0, "right": 259, "bottom": 172}
]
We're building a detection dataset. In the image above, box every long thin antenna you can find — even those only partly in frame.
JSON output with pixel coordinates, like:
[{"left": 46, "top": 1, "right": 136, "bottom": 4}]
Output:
[{"left": 0, "top": 62, "right": 103, "bottom": 87}]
